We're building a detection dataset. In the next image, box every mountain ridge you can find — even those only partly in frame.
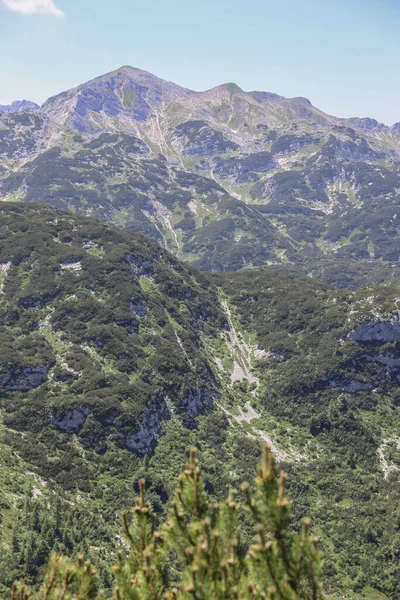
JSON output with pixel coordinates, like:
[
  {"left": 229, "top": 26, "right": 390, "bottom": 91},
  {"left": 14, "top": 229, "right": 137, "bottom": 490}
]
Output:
[
  {"left": 4, "top": 65, "right": 398, "bottom": 127},
  {"left": 2, "top": 65, "right": 400, "bottom": 288}
]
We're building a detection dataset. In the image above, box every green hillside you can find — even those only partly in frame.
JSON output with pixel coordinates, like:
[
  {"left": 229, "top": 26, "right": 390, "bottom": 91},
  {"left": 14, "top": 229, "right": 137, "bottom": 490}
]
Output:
[{"left": 0, "top": 204, "right": 400, "bottom": 597}]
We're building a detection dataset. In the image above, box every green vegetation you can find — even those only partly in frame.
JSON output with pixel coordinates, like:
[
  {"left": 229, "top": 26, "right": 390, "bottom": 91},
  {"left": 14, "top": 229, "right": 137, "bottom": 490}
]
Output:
[
  {"left": 213, "top": 270, "right": 400, "bottom": 598},
  {"left": 0, "top": 204, "right": 400, "bottom": 599},
  {"left": 123, "top": 90, "right": 136, "bottom": 109},
  {"left": 3, "top": 71, "right": 400, "bottom": 600},
  {"left": 12, "top": 445, "right": 323, "bottom": 600}
]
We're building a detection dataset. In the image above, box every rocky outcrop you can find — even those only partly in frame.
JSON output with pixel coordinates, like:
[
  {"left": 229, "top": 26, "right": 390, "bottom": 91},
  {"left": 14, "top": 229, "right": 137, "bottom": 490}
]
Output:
[
  {"left": 391, "top": 122, "right": 400, "bottom": 136},
  {"left": 82, "top": 240, "right": 100, "bottom": 250},
  {"left": 127, "top": 254, "right": 154, "bottom": 276},
  {"left": 50, "top": 399, "right": 171, "bottom": 454},
  {"left": 51, "top": 406, "right": 90, "bottom": 432},
  {"left": 119, "top": 387, "right": 215, "bottom": 454},
  {"left": 344, "top": 117, "right": 386, "bottom": 133},
  {"left": 1, "top": 366, "right": 49, "bottom": 391},
  {"left": 369, "top": 354, "right": 400, "bottom": 368},
  {"left": 130, "top": 301, "right": 147, "bottom": 316},
  {"left": 0, "top": 262, "right": 11, "bottom": 294},
  {"left": 348, "top": 317, "right": 400, "bottom": 343},
  {"left": 123, "top": 389, "right": 215, "bottom": 454},
  {"left": 60, "top": 261, "right": 82, "bottom": 272},
  {"left": 342, "top": 381, "right": 372, "bottom": 393},
  {"left": 49, "top": 389, "right": 210, "bottom": 454},
  {"left": 172, "top": 120, "right": 239, "bottom": 157},
  {"left": 319, "top": 376, "right": 372, "bottom": 394},
  {"left": 183, "top": 387, "right": 214, "bottom": 418},
  {"left": 123, "top": 400, "right": 170, "bottom": 455},
  {"left": 213, "top": 152, "right": 275, "bottom": 183}
]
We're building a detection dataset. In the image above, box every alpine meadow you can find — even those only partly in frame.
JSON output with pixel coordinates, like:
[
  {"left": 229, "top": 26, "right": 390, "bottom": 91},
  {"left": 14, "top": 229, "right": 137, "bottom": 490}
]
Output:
[{"left": 1, "top": 56, "right": 400, "bottom": 600}]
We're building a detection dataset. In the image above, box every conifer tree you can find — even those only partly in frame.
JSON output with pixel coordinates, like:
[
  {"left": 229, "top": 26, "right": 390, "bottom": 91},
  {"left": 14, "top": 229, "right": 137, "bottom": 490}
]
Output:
[{"left": 114, "top": 444, "right": 323, "bottom": 600}]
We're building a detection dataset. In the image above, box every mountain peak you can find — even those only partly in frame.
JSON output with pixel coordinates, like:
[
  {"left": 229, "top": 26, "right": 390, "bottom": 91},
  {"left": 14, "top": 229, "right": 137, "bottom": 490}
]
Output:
[
  {"left": 204, "top": 82, "right": 245, "bottom": 96},
  {"left": 86, "top": 65, "right": 168, "bottom": 87},
  {"left": 220, "top": 82, "right": 243, "bottom": 93},
  {"left": 0, "top": 100, "right": 40, "bottom": 113},
  {"left": 107, "top": 65, "right": 161, "bottom": 79}
]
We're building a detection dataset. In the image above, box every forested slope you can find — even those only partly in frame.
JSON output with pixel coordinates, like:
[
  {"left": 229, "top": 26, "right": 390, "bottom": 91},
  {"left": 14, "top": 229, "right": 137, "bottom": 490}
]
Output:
[{"left": 0, "top": 204, "right": 400, "bottom": 597}]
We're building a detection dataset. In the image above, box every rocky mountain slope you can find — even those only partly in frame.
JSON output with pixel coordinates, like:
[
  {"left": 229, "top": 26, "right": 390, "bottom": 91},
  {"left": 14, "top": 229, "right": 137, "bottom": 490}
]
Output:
[
  {"left": 1, "top": 67, "right": 400, "bottom": 287},
  {"left": 1, "top": 203, "right": 400, "bottom": 598},
  {"left": 0, "top": 100, "right": 39, "bottom": 114}
]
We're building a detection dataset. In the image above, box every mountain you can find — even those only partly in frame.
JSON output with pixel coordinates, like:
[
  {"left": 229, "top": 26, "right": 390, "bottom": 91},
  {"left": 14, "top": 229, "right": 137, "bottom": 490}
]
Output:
[
  {"left": 1, "top": 67, "right": 400, "bottom": 287},
  {"left": 0, "top": 100, "right": 39, "bottom": 114},
  {"left": 1, "top": 203, "right": 400, "bottom": 598}
]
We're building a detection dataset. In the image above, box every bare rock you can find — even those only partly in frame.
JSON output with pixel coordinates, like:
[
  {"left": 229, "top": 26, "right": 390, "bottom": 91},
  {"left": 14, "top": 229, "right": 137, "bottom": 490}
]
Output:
[
  {"left": 123, "top": 399, "right": 170, "bottom": 455},
  {"left": 348, "top": 317, "right": 400, "bottom": 343},
  {"left": 51, "top": 406, "right": 90, "bottom": 432}
]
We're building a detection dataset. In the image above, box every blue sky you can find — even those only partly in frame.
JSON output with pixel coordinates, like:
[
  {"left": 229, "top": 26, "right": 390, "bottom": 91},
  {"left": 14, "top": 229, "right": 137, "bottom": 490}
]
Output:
[{"left": 0, "top": 0, "right": 399, "bottom": 124}]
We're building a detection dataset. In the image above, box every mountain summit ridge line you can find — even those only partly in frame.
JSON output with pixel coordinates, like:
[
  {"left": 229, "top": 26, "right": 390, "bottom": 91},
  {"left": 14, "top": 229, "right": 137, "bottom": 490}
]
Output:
[
  {"left": 2, "top": 64, "right": 400, "bottom": 289},
  {"left": 1, "top": 65, "right": 397, "bottom": 128}
]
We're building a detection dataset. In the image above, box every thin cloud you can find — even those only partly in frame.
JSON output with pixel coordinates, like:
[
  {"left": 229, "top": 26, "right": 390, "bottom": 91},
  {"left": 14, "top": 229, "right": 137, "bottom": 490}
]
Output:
[{"left": 0, "top": 0, "right": 64, "bottom": 17}]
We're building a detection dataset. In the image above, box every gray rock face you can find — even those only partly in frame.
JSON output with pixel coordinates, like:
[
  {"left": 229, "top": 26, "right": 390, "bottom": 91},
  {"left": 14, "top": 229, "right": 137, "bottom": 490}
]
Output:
[
  {"left": 172, "top": 120, "right": 239, "bottom": 157},
  {"left": 1, "top": 366, "right": 49, "bottom": 391},
  {"left": 213, "top": 152, "right": 275, "bottom": 183},
  {"left": 342, "top": 381, "right": 372, "bottom": 393},
  {"left": 130, "top": 301, "right": 147, "bottom": 317},
  {"left": 183, "top": 387, "right": 214, "bottom": 418},
  {"left": 51, "top": 406, "right": 90, "bottom": 432},
  {"left": 391, "top": 123, "right": 400, "bottom": 136},
  {"left": 321, "top": 137, "right": 383, "bottom": 162},
  {"left": 122, "top": 389, "right": 213, "bottom": 454},
  {"left": 0, "top": 100, "right": 39, "bottom": 114},
  {"left": 344, "top": 117, "right": 385, "bottom": 132},
  {"left": 123, "top": 400, "right": 170, "bottom": 455},
  {"left": 321, "top": 377, "right": 372, "bottom": 393},
  {"left": 24, "top": 367, "right": 49, "bottom": 387},
  {"left": 82, "top": 240, "right": 100, "bottom": 250},
  {"left": 127, "top": 254, "right": 154, "bottom": 276},
  {"left": 45, "top": 66, "right": 195, "bottom": 134},
  {"left": 370, "top": 354, "right": 400, "bottom": 368},
  {"left": 348, "top": 317, "right": 400, "bottom": 343},
  {"left": 50, "top": 399, "right": 170, "bottom": 453}
]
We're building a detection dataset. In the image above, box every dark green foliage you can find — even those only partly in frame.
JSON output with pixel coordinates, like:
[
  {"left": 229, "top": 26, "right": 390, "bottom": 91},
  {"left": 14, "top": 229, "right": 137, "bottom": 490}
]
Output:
[
  {"left": 0, "top": 492, "right": 113, "bottom": 595},
  {"left": 1, "top": 204, "right": 400, "bottom": 599},
  {"left": 0, "top": 204, "right": 225, "bottom": 490},
  {"left": 212, "top": 269, "right": 400, "bottom": 597}
]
